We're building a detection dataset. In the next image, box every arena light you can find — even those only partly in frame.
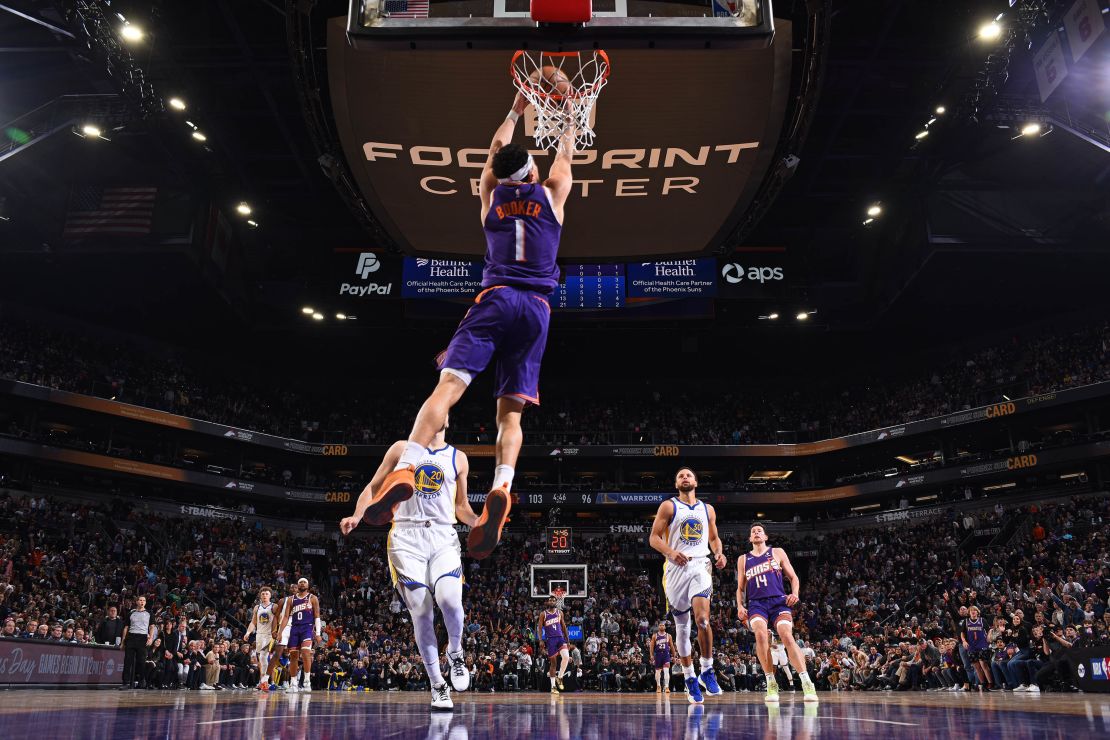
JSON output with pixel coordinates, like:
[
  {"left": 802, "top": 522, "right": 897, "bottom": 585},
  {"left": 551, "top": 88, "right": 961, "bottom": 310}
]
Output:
[
  {"left": 191, "top": 131, "right": 207, "bottom": 142},
  {"left": 850, "top": 503, "right": 881, "bottom": 512},
  {"left": 914, "top": 130, "right": 929, "bottom": 140},
  {"left": 979, "top": 21, "right": 1001, "bottom": 41},
  {"left": 748, "top": 470, "right": 793, "bottom": 481},
  {"left": 866, "top": 204, "right": 882, "bottom": 217},
  {"left": 120, "top": 23, "right": 144, "bottom": 43},
  {"left": 982, "top": 481, "right": 1016, "bottom": 491},
  {"left": 236, "top": 202, "right": 252, "bottom": 216},
  {"left": 168, "top": 97, "right": 186, "bottom": 111},
  {"left": 311, "top": 312, "right": 324, "bottom": 321},
  {"left": 935, "top": 105, "right": 946, "bottom": 115},
  {"left": 1020, "top": 122, "right": 1042, "bottom": 137},
  {"left": 1059, "top": 472, "right": 1084, "bottom": 480},
  {"left": 767, "top": 312, "right": 779, "bottom": 320},
  {"left": 795, "top": 311, "right": 809, "bottom": 321},
  {"left": 301, "top": 306, "right": 314, "bottom": 314},
  {"left": 336, "top": 313, "right": 347, "bottom": 320},
  {"left": 895, "top": 455, "right": 919, "bottom": 465},
  {"left": 914, "top": 494, "right": 938, "bottom": 502},
  {"left": 246, "top": 219, "right": 258, "bottom": 228},
  {"left": 80, "top": 124, "right": 102, "bottom": 138}
]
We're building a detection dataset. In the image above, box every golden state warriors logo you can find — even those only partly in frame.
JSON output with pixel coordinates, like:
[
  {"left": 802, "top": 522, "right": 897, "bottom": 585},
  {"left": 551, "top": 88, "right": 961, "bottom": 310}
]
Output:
[
  {"left": 678, "top": 517, "right": 704, "bottom": 545},
  {"left": 414, "top": 463, "right": 445, "bottom": 499},
  {"left": 259, "top": 613, "right": 271, "bottom": 625}
]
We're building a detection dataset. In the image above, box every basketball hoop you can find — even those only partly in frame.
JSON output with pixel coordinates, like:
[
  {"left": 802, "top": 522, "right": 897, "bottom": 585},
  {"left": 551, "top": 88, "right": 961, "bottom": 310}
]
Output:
[{"left": 510, "top": 50, "right": 610, "bottom": 151}]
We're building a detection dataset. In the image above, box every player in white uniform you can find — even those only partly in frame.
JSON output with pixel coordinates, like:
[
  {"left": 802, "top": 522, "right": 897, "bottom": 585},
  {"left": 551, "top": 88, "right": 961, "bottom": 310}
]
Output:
[
  {"left": 342, "top": 419, "right": 478, "bottom": 711},
  {"left": 262, "top": 585, "right": 295, "bottom": 690},
  {"left": 243, "top": 586, "right": 276, "bottom": 690},
  {"left": 649, "top": 467, "right": 727, "bottom": 704}
]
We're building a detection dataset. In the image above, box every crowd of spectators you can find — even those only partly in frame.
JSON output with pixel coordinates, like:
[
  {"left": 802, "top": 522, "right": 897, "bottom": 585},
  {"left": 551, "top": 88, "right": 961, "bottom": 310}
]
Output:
[
  {"left": 1, "top": 486, "right": 1106, "bottom": 694},
  {"left": 1, "top": 315, "right": 1106, "bottom": 446}
]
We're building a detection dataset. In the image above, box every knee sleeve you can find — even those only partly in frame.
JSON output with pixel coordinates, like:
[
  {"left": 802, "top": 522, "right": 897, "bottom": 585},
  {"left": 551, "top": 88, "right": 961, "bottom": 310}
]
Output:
[
  {"left": 433, "top": 576, "right": 465, "bottom": 653},
  {"left": 674, "top": 611, "right": 693, "bottom": 657}
]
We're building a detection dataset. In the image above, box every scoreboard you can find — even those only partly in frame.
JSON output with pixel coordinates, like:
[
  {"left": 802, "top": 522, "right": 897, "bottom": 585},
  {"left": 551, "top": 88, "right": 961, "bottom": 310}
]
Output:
[{"left": 555, "top": 264, "right": 625, "bottom": 310}]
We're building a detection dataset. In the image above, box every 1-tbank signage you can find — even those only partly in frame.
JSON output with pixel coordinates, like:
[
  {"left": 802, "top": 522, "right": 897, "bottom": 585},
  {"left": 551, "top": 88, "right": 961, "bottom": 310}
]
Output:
[
  {"left": 626, "top": 259, "right": 717, "bottom": 297},
  {"left": 402, "top": 257, "right": 483, "bottom": 298}
]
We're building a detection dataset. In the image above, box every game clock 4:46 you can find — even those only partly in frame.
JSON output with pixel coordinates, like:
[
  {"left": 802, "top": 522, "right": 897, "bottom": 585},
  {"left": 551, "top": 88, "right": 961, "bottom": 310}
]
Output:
[{"left": 546, "top": 527, "right": 573, "bottom": 557}]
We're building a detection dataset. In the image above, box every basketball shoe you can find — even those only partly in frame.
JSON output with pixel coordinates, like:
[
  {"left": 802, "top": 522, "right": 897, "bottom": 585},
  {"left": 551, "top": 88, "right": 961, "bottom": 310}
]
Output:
[
  {"left": 764, "top": 677, "right": 780, "bottom": 704},
  {"left": 802, "top": 675, "right": 819, "bottom": 703},
  {"left": 685, "top": 676, "right": 704, "bottom": 704},
  {"left": 431, "top": 682, "right": 454, "bottom": 711},
  {"left": 362, "top": 466, "right": 415, "bottom": 525},
  {"left": 699, "top": 667, "right": 724, "bottom": 696},
  {"left": 448, "top": 650, "right": 469, "bottom": 692},
  {"left": 467, "top": 484, "right": 512, "bottom": 560}
]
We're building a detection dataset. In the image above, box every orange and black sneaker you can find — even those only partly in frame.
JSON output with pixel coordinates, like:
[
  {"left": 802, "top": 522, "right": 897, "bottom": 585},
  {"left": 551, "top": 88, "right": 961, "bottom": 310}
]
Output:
[
  {"left": 467, "top": 484, "right": 512, "bottom": 560},
  {"left": 362, "top": 466, "right": 415, "bottom": 525}
]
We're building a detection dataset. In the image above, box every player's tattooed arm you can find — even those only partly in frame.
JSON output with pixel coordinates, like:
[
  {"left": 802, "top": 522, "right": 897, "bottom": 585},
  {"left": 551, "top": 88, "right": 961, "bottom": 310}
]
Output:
[
  {"left": 453, "top": 451, "right": 479, "bottom": 528},
  {"left": 341, "top": 440, "right": 405, "bottom": 535},
  {"left": 648, "top": 500, "right": 686, "bottom": 565},
  {"left": 776, "top": 548, "right": 801, "bottom": 606}
]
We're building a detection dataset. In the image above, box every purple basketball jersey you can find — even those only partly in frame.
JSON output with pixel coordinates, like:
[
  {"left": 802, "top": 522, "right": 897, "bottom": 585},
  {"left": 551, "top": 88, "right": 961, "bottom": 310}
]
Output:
[
  {"left": 653, "top": 634, "right": 671, "bottom": 663},
  {"left": 541, "top": 609, "right": 565, "bottom": 641},
  {"left": 482, "top": 183, "right": 561, "bottom": 294},
  {"left": 744, "top": 549, "right": 785, "bottom": 601}
]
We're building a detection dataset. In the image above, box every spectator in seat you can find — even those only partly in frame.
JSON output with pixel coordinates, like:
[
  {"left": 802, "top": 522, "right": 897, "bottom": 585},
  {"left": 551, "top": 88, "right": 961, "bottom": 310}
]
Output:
[{"left": 97, "top": 606, "right": 123, "bottom": 647}]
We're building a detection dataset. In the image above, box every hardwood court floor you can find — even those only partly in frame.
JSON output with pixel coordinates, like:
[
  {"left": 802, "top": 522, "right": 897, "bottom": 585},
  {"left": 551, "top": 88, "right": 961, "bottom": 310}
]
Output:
[{"left": 0, "top": 688, "right": 1106, "bottom": 739}]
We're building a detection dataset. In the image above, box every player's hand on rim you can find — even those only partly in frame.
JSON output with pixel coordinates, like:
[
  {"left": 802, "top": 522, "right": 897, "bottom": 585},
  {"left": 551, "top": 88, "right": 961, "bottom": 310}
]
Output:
[{"left": 785, "top": 594, "right": 799, "bottom": 607}]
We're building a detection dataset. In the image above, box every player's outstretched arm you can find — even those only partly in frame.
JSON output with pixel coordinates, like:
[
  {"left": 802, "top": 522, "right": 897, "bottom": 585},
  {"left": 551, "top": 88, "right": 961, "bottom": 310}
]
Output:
[
  {"left": 244, "top": 607, "right": 256, "bottom": 640},
  {"left": 544, "top": 123, "right": 575, "bottom": 218},
  {"left": 648, "top": 500, "right": 685, "bottom": 565},
  {"left": 480, "top": 93, "right": 529, "bottom": 216},
  {"left": 736, "top": 555, "right": 748, "bottom": 621},
  {"left": 341, "top": 440, "right": 406, "bottom": 535},
  {"left": 776, "top": 548, "right": 801, "bottom": 606},
  {"left": 453, "top": 451, "right": 479, "bottom": 528}
]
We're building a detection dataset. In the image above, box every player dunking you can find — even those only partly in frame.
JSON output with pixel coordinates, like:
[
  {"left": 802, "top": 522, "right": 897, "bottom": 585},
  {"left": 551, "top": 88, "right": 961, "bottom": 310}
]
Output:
[
  {"left": 341, "top": 421, "right": 478, "bottom": 710},
  {"left": 649, "top": 467, "right": 727, "bottom": 704},
  {"left": 358, "top": 90, "right": 575, "bottom": 561},
  {"left": 736, "top": 524, "right": 818, "bottom": 703},
  {"left": 274, "top": 578, "right": 321, "bottom": 693},
  {"left": 649, "top": 621, "right": 675, "bottom": 693},
  {"left": 537, "top": 596, "right": 571, "bottom": 694},
  {"left": 243, "top": 586, "right": 275, "bottom": 691}
]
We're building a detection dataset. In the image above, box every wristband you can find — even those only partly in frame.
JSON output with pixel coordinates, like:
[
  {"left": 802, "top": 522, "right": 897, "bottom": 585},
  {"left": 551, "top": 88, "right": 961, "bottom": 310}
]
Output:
[{"left": 507, "top": 110, "right": 521, "bottom": 123}]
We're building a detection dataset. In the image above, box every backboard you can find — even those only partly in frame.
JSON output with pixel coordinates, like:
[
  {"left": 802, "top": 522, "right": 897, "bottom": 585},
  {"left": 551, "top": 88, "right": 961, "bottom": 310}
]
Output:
[{"left": 329, "top": 1, "right": 792, "bottom": 260}]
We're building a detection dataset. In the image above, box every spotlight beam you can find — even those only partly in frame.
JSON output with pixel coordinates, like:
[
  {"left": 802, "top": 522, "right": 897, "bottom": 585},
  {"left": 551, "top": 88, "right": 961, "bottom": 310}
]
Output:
[{"left": 0, "top": 3, "right": 76, "bottom": 39}]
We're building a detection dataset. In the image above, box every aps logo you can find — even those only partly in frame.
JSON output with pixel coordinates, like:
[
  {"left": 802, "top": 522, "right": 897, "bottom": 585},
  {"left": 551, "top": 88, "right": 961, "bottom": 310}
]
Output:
[{"left": 721, "top": 263, "right": 784, "bottom": 284}]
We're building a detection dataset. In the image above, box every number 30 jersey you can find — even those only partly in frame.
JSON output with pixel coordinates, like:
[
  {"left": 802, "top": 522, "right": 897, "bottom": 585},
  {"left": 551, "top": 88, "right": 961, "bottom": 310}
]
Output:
[{"left": 744, "top": 548, "right": 786, "bottom": 600}]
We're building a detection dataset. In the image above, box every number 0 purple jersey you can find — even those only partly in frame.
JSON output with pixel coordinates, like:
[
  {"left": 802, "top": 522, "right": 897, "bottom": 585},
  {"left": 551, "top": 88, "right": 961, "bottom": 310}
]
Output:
[
  {"left": 482, "top": 183, "right": 562, "bottom": 294},
  {"left": 744, "top": 549, "right": 786, "bottom": 601}
]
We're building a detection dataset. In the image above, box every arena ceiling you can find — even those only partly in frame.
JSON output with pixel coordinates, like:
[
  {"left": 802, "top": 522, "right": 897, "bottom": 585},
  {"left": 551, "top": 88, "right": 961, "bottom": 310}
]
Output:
[{"left": 0, "top": 0, "right": 1107, "bottom": 341}]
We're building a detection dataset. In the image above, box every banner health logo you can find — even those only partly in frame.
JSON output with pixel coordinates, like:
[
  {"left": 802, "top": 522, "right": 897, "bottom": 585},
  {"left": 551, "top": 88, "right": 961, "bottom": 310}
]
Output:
[
  {"left": 678, "top": 517, "right": 704, "bottom": 546},
  {"left": 356, "top": 252, "right": 381, "bottom": 278},
  {"left": 414, "top": 463, "right": 445, "bottom": 500}
]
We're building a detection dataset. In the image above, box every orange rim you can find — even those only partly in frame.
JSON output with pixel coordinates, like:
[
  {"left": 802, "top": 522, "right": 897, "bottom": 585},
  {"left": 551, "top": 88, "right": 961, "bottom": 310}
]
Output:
[{"left": 510, "top": 50, "right": 610, "bottom": 101}]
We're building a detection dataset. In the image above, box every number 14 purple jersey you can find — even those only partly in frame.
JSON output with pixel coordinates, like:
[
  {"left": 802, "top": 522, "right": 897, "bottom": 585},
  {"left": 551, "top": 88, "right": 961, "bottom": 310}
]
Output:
[
  {"left": 482, "top": 183, "right": 562, "bottom": 295},
  {"left": 744, "top": 549, "right": 786, "bottom": 601}
]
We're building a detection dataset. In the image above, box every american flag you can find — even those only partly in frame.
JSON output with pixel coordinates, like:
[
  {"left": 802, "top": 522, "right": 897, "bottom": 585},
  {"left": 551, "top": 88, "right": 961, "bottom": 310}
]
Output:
[
  {"left": 382, "top": 0, "right": 429, "bottom": 18},
  {"left": 62, "top": 186, "right": 157, "bottom": 238}
]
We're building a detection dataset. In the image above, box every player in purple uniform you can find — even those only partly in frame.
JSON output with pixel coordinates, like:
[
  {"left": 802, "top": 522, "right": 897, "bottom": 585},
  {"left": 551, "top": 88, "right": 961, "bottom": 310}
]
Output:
[
  {"left": 360, "top": 91, "right": 575, "bottom": 562},
  {"left": 736, "top": 525, "right": 817, "bottom": 704},
  {"left": 275, "top": 578, "right": 321, "bottom": 693},
  {"left": 537, "top": 597, "right": 571, "bottom": 694},
  {"left": 649, "top": 622, "right": 675, "bottom": 693},
  {"left": 961, "top": 605, "right": 994, "bottom": 691}
]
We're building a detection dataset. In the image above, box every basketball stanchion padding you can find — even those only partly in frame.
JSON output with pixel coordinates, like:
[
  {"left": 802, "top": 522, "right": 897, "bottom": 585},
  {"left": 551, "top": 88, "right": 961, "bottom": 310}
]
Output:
[{"left": 531, "top": 0, "right": 592, "bottom": 24}]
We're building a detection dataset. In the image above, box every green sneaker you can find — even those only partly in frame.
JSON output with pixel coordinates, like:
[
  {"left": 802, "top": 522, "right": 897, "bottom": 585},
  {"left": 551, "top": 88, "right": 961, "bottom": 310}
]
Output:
[
  {"left": 764, "top": 678, "right": 780, "bottom": 704},
  {"left": 802, "top": 678, "right": 819, "bottom": 703}
]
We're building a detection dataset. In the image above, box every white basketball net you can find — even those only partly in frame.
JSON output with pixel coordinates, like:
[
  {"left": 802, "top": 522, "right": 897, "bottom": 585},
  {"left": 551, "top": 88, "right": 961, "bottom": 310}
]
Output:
[{"left": 511, "top": 50, "right": 610, "bottom": 152}]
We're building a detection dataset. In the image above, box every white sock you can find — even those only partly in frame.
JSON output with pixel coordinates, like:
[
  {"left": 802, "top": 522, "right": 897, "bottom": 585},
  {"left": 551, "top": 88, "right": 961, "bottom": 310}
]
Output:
[
  {"left": 699, "top": 657, "right": 714, "bottom": 672},
  {"left": 551, "top": 676, "right": 557, "bottom": 688},
  {"left": 682, "top": 664, "right": 696, "bottom": 679},
  {"left": 492, "top": 464, "right": 514, "bottom": 491},
  {"left": 799, "top": 671, "right": 811, "bottom": 683},
  {"left": 397, "top": 441, "right": 425, "bottom": 470},
  {"left": 765, "top": 670, "right": 777, "bottom": 681}
]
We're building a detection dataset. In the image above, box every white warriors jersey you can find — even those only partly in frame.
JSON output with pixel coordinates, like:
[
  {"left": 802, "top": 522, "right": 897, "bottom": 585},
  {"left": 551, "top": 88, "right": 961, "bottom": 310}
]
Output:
[
  {"left": 394, "top": 444, "right": 459, "bottom": 526},
  {"left": 666, "top": 497, "right": 711, "bottom": 558},
  {"left": 255, "top": 603, "right": 275, "bottom": 638}
]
